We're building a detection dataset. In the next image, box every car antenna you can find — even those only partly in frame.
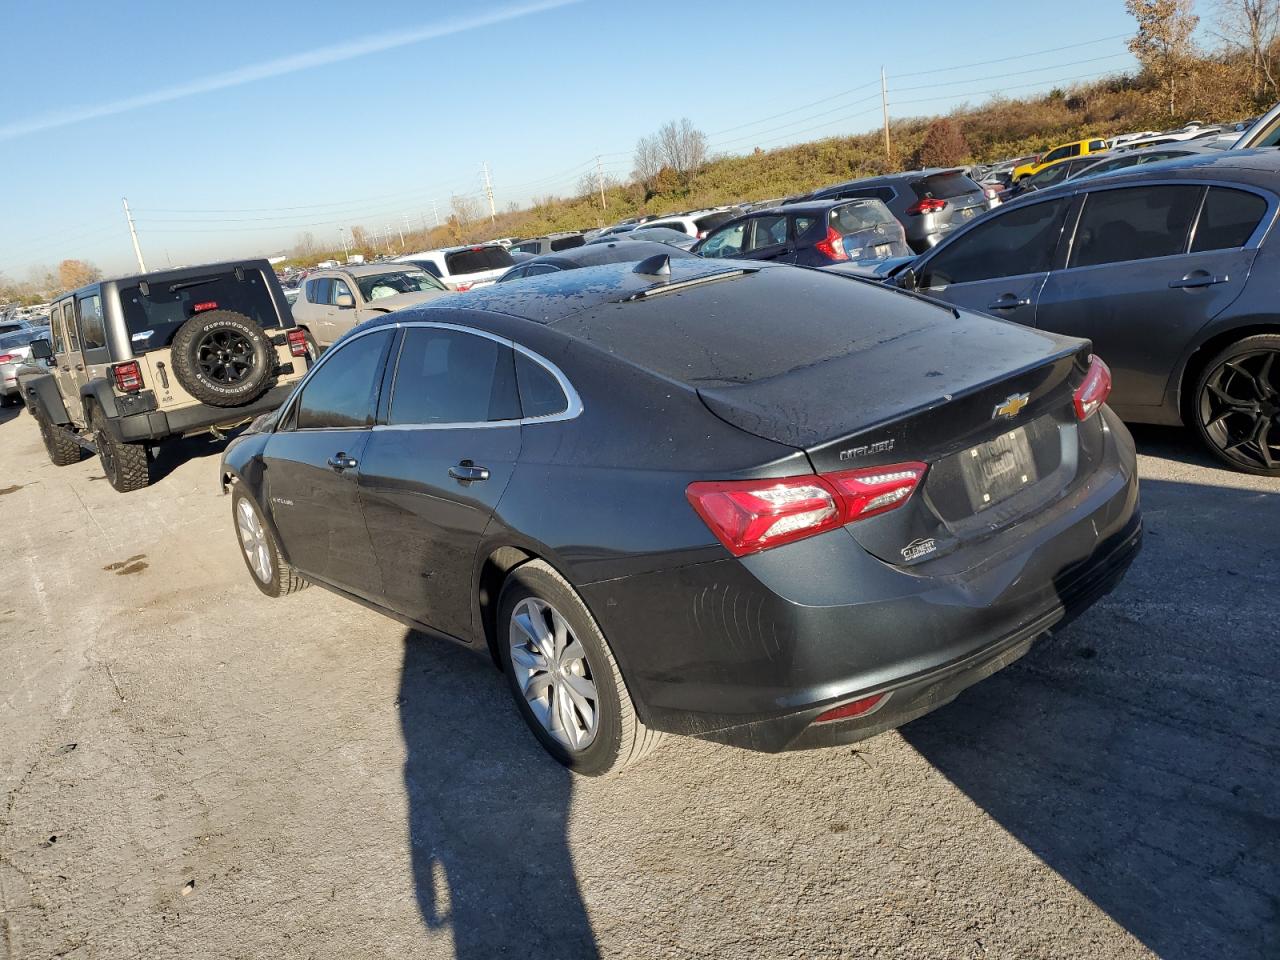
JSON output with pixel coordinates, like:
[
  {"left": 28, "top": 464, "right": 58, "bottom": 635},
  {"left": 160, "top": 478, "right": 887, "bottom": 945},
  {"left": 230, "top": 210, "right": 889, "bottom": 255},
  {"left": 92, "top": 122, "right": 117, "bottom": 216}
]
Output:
[{"left": 632, "top": 253, "right": 671, "bottom": 279}]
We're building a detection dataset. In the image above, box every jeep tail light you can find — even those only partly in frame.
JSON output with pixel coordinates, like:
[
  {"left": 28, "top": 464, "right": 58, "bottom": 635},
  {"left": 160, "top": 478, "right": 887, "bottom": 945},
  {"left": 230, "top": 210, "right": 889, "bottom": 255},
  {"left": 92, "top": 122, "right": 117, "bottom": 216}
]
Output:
[
  {"left": 686, "top": 462, "right": 927, "bottom": 557},
  {"left": 814, "top": 226, "right": 849, "bottom": 262},
  {"left": 286, "top": 328, "right": 308, "bottom": 357},
  {"left": 905, "top": 197, "right": 947, "bottom": 215},
  {"left": 814, "top": 693, "right": 887, "bottom": 723},
  {"left": 1073, "top": 354, "right": 1111, "bottom": 421},
  {"left": 0, "top": 353, "right": 17, "bottom": 364},
  {"left": 112, "top": 361, "right": 143, "bottom": 393},
  {"left": 193, "top": 300, "right": 218, "bottom": 313}
]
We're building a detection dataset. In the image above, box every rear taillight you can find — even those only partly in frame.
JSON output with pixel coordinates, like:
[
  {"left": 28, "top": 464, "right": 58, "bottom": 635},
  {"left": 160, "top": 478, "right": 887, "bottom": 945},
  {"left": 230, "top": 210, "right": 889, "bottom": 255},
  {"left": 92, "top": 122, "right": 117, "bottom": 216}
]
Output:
[
  {"left": 112, "top": 361, "right": 143, "bottom": 393},
  {"left": 905, "top": 198, "right": 947, "bottom": 215},
  {"left": 0, "top": 353, "right": 17, "bottom": 364},
  {"left": 696, "top": 230, "right": 707, "bottom": 239},
  {"left": 286, "top": 328, "right": 308, "bottom": 357},
  {"left": 1073, "top": 354, "right": 1112, "bottom": 421},
  {"left": 983, "top": 186, "right": 999, "bottom": 199},
  {"left": 814, "top": 225, "right": 848, "bottom": 262},
  {"left": 686, "top": 462, "right": 927, "bottom": 557},
  {"left": 193, "top": 300, "right": 218, "bottom": 313},
  {"left": 814, "top": 693, "right": 887, "bottom": 723},
  {"left": 455, "top": 282, "right": 473, "bottom": 292}
]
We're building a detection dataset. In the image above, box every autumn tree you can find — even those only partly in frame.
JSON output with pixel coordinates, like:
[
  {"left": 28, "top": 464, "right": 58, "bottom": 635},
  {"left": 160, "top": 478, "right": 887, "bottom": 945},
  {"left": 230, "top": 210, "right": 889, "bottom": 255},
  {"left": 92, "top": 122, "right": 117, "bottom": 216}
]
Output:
[
  {"left": 1126, "top": 0, "right": 1200, "bottom": 116},
  {"left": 57, "top": 259, "right": 101, "bottom": 291},
  {"left": 913, "top": 119, "right": 970, "bottom": 168},
  {"left": 1216, "top": 0, "right": 1279, "bottom": 100}
]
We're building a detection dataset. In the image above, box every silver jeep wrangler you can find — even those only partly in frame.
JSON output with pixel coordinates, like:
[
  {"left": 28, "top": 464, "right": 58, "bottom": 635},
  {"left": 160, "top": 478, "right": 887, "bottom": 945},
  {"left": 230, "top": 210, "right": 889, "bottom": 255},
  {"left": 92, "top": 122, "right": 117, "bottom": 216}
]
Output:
[{"left": 20, "top": 259, "right": 309, "bottom": 492}]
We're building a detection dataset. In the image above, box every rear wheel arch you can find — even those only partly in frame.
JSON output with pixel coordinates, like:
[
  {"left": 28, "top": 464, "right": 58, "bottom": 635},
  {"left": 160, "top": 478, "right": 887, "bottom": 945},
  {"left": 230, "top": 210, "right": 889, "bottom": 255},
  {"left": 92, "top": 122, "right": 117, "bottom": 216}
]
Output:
[
  {"left": 1176, "top": 321, "right": 1280, "bottom": 423},
  {"left": 476, "top": 545, "right": 537, "bottom": 668}
]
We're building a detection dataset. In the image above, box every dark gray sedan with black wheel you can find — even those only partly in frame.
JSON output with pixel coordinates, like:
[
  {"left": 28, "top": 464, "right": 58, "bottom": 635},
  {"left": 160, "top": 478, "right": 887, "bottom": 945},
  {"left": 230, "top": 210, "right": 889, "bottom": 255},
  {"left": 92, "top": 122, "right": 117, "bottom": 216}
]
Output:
[
  {"left": 891, "top": 148, "right": 1280, "bottom": 475},
  {"left": 220, "top": 256, "right": 1141, "bottom": 775}
]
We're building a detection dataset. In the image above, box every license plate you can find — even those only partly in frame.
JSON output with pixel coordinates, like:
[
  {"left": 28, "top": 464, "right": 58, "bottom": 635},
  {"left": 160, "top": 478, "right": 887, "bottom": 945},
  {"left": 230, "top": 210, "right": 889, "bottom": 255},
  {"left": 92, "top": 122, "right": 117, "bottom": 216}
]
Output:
[
  {"left": 875, "top": 243, "right": 892, "bottom": 257},
  {"left": 961, "top": 207, "right": 975, "bottom": 220},
  {"left": 960, "top": 427, "right": 1037, "bottom": 511}
]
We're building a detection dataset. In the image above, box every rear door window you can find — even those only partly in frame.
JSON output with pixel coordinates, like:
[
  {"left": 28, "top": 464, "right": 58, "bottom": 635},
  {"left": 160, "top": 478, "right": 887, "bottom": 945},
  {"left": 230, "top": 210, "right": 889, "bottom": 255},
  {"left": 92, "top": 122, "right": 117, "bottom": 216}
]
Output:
[
  {"left": 1190, "top": 187, "right": 1269, "bottom": 252},
  {"left": 1069, "top": 185, "right": 1201, "bottom": 268},
  {"left": 444, "top": 247, "right": 515, "bottom": 276},
  {"left": 515, "top": 351, "right": 569, "bottom": 418},
  {"left": 77, "top": 294, "right": 107, "bottom": 350},
  {"left": 921, "top": 197, "right": 1071, "bottom": 287},
  {"left": 118, "top": 268, "right": 282, "bottom": 352},
  {"left": 746, "top": 215, "right": 788, "bottom": 251},
  {"left": 388, "top": 327, "right": 520, "bottom": 425},
  {"left": 50, "top": 303, "right": 68, "bottom": 354},
  {"left": 294, "top": 329, "right": 393, "bottom": 430},
  {"left": 62, "top": 302, "right": 79, "bottom": 352}
]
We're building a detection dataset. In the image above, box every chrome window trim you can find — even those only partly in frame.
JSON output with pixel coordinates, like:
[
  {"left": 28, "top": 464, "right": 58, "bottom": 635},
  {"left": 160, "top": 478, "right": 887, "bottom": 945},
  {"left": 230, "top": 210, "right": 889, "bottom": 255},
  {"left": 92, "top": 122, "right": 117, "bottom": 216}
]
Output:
[{"left": 276, "top": 319, "right": 581, "bottom": 434}]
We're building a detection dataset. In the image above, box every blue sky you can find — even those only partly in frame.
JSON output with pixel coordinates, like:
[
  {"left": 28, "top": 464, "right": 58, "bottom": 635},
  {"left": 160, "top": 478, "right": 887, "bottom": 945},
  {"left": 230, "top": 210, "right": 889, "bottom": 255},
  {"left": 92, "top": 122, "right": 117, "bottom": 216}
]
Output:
[{"left": 0, "top": 0, "right": 1140, "bottom": 279}]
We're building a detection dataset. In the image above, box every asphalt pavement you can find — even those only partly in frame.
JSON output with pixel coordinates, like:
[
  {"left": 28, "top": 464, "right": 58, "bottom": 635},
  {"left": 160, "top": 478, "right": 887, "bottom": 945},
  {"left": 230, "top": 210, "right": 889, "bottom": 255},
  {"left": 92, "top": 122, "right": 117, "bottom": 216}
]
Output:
[{"left": 0, "top": 403, "right": 1276, "bottom": 960}]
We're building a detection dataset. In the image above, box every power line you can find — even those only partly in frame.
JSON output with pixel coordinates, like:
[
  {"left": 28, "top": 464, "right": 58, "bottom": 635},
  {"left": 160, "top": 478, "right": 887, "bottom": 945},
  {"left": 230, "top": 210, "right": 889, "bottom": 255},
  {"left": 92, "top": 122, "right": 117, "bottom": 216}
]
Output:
[
  {"left": 889, "top": 52, "right": 1131, "bottom": 94},
  {"left": 709, "top": 78, "right": 881, "bottom": 136},
  {"left": 893, "top": 32, "right": 1132, "bottom": 78}
]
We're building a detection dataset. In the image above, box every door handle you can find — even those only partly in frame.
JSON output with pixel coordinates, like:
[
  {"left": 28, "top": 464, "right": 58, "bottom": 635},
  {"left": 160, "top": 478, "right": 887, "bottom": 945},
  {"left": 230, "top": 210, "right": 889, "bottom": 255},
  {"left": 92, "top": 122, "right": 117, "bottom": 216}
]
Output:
[
  {"left": 327, "top": 453, "right": 358, "bottom": 472},
  {"left": 448, "top": 461, "right": 490, "bottom": 482},
  {"left": 75, "top": 364, "right": 84, "bottom": 372},
  {"left": 1169, "top": 273, "right": 1228, "bottom": 289},
  {"left": 61, "top": 365, "right": 70, "bottom": 371},
  {"left": 987, "top": 294, "right": 1031, "bottom": 310}
]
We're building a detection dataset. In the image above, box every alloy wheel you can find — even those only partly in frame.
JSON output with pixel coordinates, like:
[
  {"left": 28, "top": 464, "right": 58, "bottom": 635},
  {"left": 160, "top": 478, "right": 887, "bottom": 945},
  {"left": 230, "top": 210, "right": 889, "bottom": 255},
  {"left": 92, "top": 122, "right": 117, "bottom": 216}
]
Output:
[
  {"left": 1198, "top": 348, "right": 1280, "bottom": 471},
  {"left": 197, "top": 330, "right": 255, "bottom": 385},
  {"left": 236, "top": 498, "right": 273, "bottom": 583},
  {"left": 508, "top": 597, "right": 599, "bottom": 751}
]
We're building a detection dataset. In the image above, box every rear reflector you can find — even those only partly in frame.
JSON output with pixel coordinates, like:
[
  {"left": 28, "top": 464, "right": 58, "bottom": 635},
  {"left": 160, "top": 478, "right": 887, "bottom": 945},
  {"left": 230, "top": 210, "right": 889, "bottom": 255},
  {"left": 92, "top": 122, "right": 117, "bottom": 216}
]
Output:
[
  {"left": 814, "top": 694, "right": 886, "bottom": 723},
  {"left": 686, "top": 462, "right": 927, "bottom": 557},
  {"left": 112, "top": 361, "right": 143, "bottom": 393},
  {"left": 905, "top": 197, "right": 947, "bottom": 215},
  {"left": 193, "top": 300, "right": 218, "bottom": 313},
  {"left": 286, "top": 328, "right": 308, "bottom": 358},
  {"left": 1073, "top": 354, "right": 1112, "bottom": 421}
]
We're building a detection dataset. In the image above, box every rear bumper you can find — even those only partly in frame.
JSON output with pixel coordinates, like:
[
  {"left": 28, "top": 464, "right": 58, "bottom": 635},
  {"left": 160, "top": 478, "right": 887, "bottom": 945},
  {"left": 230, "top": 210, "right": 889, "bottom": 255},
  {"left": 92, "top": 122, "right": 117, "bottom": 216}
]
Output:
[
  {"left": 107, "top": 381, "right": 299, "bottom": 443},
  {"left": 579, "top": 409, "right": 1141, "bottom": 752}
]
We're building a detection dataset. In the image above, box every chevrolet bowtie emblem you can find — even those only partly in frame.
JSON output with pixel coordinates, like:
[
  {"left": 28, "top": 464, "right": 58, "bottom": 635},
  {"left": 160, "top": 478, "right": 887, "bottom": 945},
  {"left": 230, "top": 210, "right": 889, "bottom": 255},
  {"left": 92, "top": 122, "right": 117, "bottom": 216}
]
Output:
[{"left": 993, "top": 392, "right": 1030, "bottom": 419}]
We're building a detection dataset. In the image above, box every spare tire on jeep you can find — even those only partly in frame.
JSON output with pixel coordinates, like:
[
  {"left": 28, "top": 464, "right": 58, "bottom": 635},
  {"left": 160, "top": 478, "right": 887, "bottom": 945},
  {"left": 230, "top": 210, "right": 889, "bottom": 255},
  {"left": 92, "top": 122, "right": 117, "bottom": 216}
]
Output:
[{"left": 170, "top": 310, "right": 275, "bottom": 408}]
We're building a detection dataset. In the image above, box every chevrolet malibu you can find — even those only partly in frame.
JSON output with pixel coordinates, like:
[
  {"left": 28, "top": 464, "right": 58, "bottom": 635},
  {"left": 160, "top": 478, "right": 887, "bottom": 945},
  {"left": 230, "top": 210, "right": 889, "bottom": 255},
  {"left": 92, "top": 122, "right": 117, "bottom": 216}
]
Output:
[{"left": 220, "top": 256, "right": 1142, "bottom": 775}]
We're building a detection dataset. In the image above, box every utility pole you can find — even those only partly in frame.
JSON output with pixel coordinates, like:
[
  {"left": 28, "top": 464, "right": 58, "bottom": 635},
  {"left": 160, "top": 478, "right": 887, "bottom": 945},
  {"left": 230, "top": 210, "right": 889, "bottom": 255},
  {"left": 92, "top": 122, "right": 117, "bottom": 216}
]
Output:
[
  {"left": 880, "top": 66, "right": 891, "bottom": 162},
  {"left": 384, "top": 225, "right": 393, "bottom": 252},
  {"left": 431, "top": 198, "right": 440, "bottom": 227},
  {"left": 398, "top": 215, "right": 408, "bottom": 250},
  {"left": 482, "top": 162, "right": 497, "bottom": 222},
  {"left": 122, "top": 197, "right": 147, "bottom": 273},
  {"left": 338, "top": 227, "right": 349, "bottom": 261},
  {"left": 596, "top": 155, "right": 607, "bottom": 211}
]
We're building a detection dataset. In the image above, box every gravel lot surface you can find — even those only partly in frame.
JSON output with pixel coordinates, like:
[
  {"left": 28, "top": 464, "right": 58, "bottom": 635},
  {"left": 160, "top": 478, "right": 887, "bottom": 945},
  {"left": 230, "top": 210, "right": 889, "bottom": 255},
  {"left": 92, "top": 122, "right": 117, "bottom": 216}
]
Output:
[{"left": 0, "top": 402, "right": 1276, "bottom": 960}]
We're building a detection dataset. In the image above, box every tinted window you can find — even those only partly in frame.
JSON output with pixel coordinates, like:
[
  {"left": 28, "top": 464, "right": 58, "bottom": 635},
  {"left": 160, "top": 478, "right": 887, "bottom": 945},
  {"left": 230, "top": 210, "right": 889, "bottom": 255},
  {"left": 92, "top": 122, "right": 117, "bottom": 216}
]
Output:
[
  {"left": 295, "top": 330, "right": 391, "bottom": 430},
  {"left": 747, "top": 215, "right": 788, "bottom": 251},
  {"left": 1026, "top": 163, "right": 1072, "bottom": 190},
  {"left": 444, "top": 247, "right": 514, "bottom": 275},
  {"left": 700, "top": 222, "right": 747, "bottom": 258},
  {"left": 1089, "top": 140, "right": 1106, "bottom": 151},
  {"left": 549, "top": 235, "right": 585, "bottom": 252},
  {"left": 510, "top": 242, "right": 540, "bottom": 255},
  {"left": 911, "top": 172, "right": 981, "bottom": 200},
  {"left": 694, "top": 211, "right": 736, "bottom": 233},
  {"left": 646, "top": 221, "right": 690, "bottom": 236},
  {"left": 78, "top": 294, "right": 106, "bottom": 350},
  {"left": 118, "top": 269, "right": 281, "bottom": 353},
  {"left": 525, "top": 263, "right": 560, "bottom": 276},
  {"left": 515, "top": 351, "right": 569, "bottom": 418},
  {"left": 498, "top": 266, "right": 526, "bottom": 283},
  {"left": 414, "top": 260, "right": 443, "bottom": 278},
  {"left": 1070, "top": 185, "right": 1200, "bottom": 268},
  {"left": 62, "top": 302, "right": 79, "bottom": 352},
  {"left": 830, "top": 201, "right": 894, "bottom": 234},
  {"left": 1042, "top": 146, "right": 1070, "bottom": 164},
  {"left": 922, "top": 197, "right": 1070, "bottom": 287},
  {"left": 388, "top": 327, "right": 520, "bottom": 425},
  {"left": 834, "top": 186, "right": 895, "bottom": 204},
  {"left": 1191, "top": 187, "right": 1268, "bottom": 252},
  {"left": 794, "top": 216, "right": 817, "bottom": 236}
]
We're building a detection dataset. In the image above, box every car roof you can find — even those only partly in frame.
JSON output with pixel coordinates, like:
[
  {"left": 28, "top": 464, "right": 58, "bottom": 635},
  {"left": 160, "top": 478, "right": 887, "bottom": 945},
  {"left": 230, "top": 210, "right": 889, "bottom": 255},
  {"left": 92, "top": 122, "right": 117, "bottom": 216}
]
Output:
[
  {"left": 55, "top": 258, "right": 276, "bottom": 299},
  {"left": 515, "top": 239, "right": 699, "bottom": 271},
  {"left": 325, "top": 263, "right": 426, "bottom": 276}
]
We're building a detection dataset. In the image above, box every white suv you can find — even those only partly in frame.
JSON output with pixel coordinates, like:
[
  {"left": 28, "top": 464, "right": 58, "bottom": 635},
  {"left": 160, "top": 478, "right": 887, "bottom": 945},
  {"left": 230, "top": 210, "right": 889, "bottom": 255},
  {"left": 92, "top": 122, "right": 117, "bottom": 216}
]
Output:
[
  {"left": 637, "top": 207, "right": 740, "bottom": 240},
  {"left": 396, "top": 245, "right": 515, "bottom": 291}
]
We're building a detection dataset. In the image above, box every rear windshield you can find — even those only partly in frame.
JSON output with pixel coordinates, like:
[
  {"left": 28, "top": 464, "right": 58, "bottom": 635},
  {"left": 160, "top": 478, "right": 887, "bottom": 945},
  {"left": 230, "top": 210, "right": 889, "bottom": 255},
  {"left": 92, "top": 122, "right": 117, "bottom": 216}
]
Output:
[
  {"left": 356, "top": 270, "right": 445, "bottom": 301},
  {"left": 549, "top": 235, "right": 585, "bottom": 252},
  {"left": 444, "top": 247, "right": 514, "bottom": 276},
  {"left": 829, "top": 200, "right": 896, "bottom": 234},
  {"left": 911, "top": 172, "right": 982, "bottom": 200},
  {"left": 118, "top": 268, "right": 281, "bottom": 352},
  {"left": 0, "top": 330, "right": 39, "bottom": 350},
  {"left": 694, "top": 211, "right": 736, "bottom": 232}
]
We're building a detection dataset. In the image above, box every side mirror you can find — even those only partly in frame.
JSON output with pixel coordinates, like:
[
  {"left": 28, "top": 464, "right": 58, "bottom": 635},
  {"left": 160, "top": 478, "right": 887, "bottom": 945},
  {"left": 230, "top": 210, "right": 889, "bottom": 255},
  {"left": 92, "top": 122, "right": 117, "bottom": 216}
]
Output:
[
  {"left": 29, "top": 338, "right": 53, "bottom": 361},
  {"left": 335, "top": 292, "right": 355, "bottom": 309},
  {"left": 895, "top": 267, "right": 919, "bottom": 290}
]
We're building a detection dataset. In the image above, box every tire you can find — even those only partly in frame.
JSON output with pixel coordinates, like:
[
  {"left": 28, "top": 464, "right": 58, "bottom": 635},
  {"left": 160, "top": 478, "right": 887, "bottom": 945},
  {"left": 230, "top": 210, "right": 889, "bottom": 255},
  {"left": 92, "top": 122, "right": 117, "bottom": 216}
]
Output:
[
  {"left": 1192, "top": 334, "right": 1280, "bottom": 476},
  {"left": 231, "top": 488, "right": 308, "bottom": 598},
  {"left": 498, "top": 560, "right": 664, "bottom": 776},
  {"left": 31, "top": 403, "right": 81, "bottom": 467},
  {"left": 170, "top": 310, "right": 274, "bottom": 408},
  {"left": 91, "top": 404, "right": 150, "bottom": 492}
]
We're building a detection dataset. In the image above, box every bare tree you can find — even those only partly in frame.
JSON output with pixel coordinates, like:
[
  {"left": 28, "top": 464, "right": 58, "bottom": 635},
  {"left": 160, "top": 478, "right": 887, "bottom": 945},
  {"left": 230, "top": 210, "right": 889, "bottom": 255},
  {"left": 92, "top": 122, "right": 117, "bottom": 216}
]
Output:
[
  {"left": 632, "top": 134, "right": 663, "bottom": 192},
  {"left": 1217, "top": 0, "right": 1279, "bottom": 100},
  {"left": 292, "top": 231, "right": 317, "bottom": 259},
  {"left": 350, "top": 225, "right": 372, "bottom": 250},
  {"left": 656, "top": 118, "right": 708, "bottom": 184},
  {"left": 1126, "top": 0, "right": 1200, "bottom": 116}
]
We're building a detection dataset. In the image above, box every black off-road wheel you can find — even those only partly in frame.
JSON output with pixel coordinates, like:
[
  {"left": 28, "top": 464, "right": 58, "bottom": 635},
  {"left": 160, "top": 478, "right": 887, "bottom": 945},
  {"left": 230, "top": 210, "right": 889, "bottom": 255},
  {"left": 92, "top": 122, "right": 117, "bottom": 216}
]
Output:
[
  {"left": 170, "top": 310, "right": 274, "bottom": 408},
  {"left": 231, "top": 488, "right": 308, "bottom": 598},
  {"left": 498, "top": 560, "right": 665, "bottom": 776},
  {"left": 1193, "top": 334, "right": 1280, "bottom": 476},
  {"left": 91, "top": 405, "right": 151, "bottom": 492},
  {"left": 31, "top": 403, "right": 81, "bottom": 466}
]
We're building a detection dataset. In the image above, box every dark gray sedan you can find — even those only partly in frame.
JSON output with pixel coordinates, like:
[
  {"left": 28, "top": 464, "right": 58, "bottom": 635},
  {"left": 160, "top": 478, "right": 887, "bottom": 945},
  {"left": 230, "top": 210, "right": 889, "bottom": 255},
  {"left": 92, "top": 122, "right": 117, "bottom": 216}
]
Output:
[{"left": 893, "top": 149, "right": 1280, "bottom": 475}]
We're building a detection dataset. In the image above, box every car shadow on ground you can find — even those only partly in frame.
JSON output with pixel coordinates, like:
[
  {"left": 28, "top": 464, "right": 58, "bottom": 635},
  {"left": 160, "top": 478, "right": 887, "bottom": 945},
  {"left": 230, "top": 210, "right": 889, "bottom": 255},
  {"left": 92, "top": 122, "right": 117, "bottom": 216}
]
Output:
[
  {"left": 0, "top": 401, "right": 26, "bottom": 427},
  {"left": 398, "top": 629, "right": 599, "bottom": 959},
  {"left": 146, "top": 431, "right": 233, "bottom": 485},
  {"left": 902, "top": 477, "right": 1279, "bottom": 960},
  {"left": 1128, "top": 422, "right": 1223, "bottom": 470}
]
